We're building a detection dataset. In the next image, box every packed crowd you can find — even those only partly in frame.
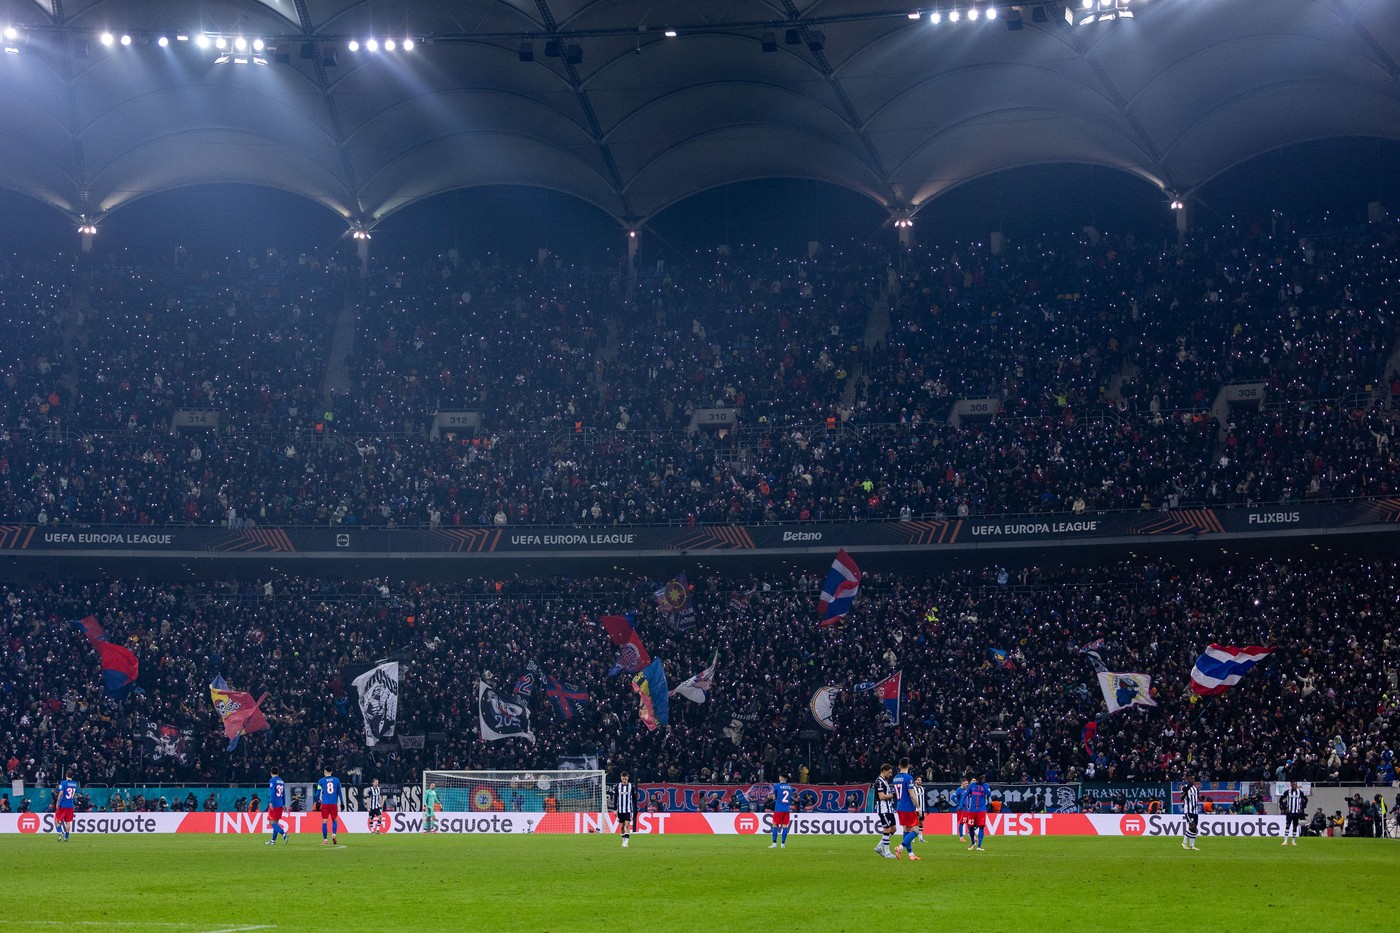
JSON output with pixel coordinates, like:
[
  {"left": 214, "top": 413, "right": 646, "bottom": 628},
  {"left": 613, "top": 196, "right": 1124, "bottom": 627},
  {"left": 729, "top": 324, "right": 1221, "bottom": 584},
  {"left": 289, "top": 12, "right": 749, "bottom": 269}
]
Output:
[
  {"left": 1, "top": 218, "right": 1398, "bottom": 527},
  {"left": 2, "top": 558, "right": 1395, "bottom": 796}
]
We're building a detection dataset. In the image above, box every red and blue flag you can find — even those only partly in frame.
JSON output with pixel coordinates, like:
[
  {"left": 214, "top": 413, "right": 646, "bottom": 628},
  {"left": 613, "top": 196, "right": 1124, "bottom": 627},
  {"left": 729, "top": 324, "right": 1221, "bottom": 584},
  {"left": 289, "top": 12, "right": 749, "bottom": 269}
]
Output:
[
  {"left": 857, "top": 670, "right": 901, "bottom": 727},
  {"left": 545, "top": 676, "right": 590, "bottom": 721},
  {"left": 601, "top": 613, "right": 651, "bottom": 674},
  {"left": 817, "top": 549, "right": 861, "bottom": 626},
  {"left": 1189, "top": 644, "right": 1275, "bottom": 696},
  {"left": 69, "top": 615, "right": 139, "bottom": 699}
]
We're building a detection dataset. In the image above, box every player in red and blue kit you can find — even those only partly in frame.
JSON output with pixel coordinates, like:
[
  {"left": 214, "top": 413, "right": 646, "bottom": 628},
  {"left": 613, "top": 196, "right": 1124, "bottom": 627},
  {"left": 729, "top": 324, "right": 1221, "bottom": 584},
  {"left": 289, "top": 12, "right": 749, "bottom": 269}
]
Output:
[
  {"left": 963, "top": 773, "right": 991, "bottom": 851},
  {"left": 952, "top": 778, "right": 969, "bottom": 842},
  {"left": 892, "top": 759, "right": 921, "bottom": 861},
  {"left": 52, "top": 773, "right": 78, "bottom": 841},
  {"left": 769, "top": 773, "right": 794, "bottom": 849},
  {"left": 316, "top": 767, "right": 344, "bottom": 846},
  {"left": 266, "top": 768, "right": 288, "bottom": 846}
]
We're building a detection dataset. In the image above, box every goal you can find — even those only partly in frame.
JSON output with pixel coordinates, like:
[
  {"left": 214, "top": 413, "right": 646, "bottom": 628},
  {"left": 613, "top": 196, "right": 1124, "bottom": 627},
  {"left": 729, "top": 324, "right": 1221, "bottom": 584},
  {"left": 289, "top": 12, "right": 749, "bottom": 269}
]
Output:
[{"left": 423, "top": 770, "right": 606, "bottom": 826}]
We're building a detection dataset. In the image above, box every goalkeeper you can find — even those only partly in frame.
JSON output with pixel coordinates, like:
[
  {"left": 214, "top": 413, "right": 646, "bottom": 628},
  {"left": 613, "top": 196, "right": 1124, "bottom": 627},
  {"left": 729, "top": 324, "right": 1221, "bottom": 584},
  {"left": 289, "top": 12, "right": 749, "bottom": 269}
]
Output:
[{"left": 423, "top": 781, "right": 440, "bottom": 834}]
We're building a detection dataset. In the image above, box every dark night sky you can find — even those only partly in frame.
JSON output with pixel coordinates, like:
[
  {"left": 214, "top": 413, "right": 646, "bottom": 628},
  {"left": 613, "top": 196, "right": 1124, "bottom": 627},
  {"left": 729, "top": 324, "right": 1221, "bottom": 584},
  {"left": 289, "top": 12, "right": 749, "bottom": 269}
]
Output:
[{"left": 1, "top": 136, "right": 1398, "bottom": 266}]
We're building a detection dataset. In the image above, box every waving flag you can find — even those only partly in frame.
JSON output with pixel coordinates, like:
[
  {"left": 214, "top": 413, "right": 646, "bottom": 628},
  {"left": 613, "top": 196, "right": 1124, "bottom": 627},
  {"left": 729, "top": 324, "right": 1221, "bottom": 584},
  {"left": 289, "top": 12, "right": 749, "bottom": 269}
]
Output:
[
  {"left": 69, "top": 616, "right": 139, "bottom": 698},
  {"left": 817, "top": 549, "right": 861, "bottom": 627},
  {"left": 513, "top": 672, "right": 535, "bottom": 699},
  {"left": 671, "top": 650, "right": 719, "bottom": 704},
  {"left": 1190, "top": 644, "right": 1276, "bottom": 696},
  {"left": 601, "top": 613, "right": 651, "bottom": 674},
  {"left": 1097, "top": 672, "right": 1158, "bottom": 713},
  {"left": 655, "top": 573, "right": 697, "bottom": 631},
  {"left": 351, "top": 661, "right": 399, "bottom": 747},
  {"left": 545, "top": 676, "right": 590, "bottom": 721},
  {"left": 857, "top": 671, "right": 901, "bottom": 727},
  {"left": 209, "top": 675, "right": 270, "bottom": 751},
  {"left": 990, "top": 647, "right": 1015, "bottom": 670},
  {"left": 478, "top": 679, "right": 536, "bottom": 742},
  {"left": 632, "top": 658, "right": 670, "bottom": 730},
  {"left": 810, "top": 685, "right": 840, "bottom": 731}
]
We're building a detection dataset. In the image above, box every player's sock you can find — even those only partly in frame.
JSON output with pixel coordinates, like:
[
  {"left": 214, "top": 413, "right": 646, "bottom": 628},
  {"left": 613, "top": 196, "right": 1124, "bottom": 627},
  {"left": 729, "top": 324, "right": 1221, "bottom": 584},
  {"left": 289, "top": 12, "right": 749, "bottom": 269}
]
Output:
[
  {"left": 771, "top": 825, "right": 779, "bottom": 844},
  {"left": 902, "top": 830, "right": 916, "bottom": 852},
  {"left": 322, "top": 822, "right": 328, "bottom": 841},
  {"left": 879, "top": 833, "right": 891, "bottom": 850},
  {"left": 780, "top": 826, "right": 788, "bottom": 844},
  {"left": 977, "top": 827, "right": 985, "bottom": 847}
]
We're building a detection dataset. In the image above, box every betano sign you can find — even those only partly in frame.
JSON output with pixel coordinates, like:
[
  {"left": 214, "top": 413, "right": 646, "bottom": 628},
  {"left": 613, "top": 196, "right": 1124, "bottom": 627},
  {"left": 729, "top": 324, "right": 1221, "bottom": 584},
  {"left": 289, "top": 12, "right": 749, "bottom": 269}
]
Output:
[{"left": 0, "top": 812, "right": 1287, "bottom": 837}]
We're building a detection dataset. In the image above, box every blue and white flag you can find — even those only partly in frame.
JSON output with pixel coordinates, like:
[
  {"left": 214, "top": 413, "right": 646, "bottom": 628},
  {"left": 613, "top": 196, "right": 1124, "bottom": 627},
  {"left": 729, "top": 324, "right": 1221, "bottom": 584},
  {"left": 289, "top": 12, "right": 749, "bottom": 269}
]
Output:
[
  {"left": 1097, "top": 672, "right": 1157, "bottom": 714},
  {"left": 1189, "top": 644, "right": 1275, "bottom": 696}
]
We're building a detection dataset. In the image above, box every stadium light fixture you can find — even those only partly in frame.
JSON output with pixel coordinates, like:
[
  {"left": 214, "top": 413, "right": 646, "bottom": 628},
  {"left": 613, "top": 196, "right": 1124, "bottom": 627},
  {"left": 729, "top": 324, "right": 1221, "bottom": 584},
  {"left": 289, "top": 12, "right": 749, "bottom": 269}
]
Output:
[
  {"left": 986, "top": 5, "right": 997, "bottom": 19},
  {"left": 968, "top": 6, "right": 980, "bottom": 20},
  {"left": 3, "top": 26, "right": 17, "bottom": 41},
  {"left": 157, "top": 36, "right": 169, "bottom": 47},
  {"left": 100, "top": 32, "right": 114, "bottom": 46},
  {"left": 930, "top": 11, "right": 942, "bottom": 23},
  {"left": 120, "top": 34, "right": 131, "bottom": 46},
  {"left": 196, "top": 34, "right": 210, "bottom": 48},
  {"left": 384, "top": 38, "right": 396, "bottom": 51},
  {"left": 664, "top": 29, "right": 678, "bottom": 38},
  {"left": 950, "top": 9, "right": 961, "bottom": 21},
  {"left": 366, "top": 38, "right": 378, "bottom": 52},
  {"left": 402, "top": 38, "right": 415, "bottom": 50},
  {"left": 348, "top": 39, "right": 360, "bottom": 51},
  {"left": 908, "top": 11, "right": 921, "bottom": 19},
  {"left": 215, "top": 36, "right": 227, "bottom": 49},
  {"left": 252, "top": 38, "right": 265, "bottom": 51}
]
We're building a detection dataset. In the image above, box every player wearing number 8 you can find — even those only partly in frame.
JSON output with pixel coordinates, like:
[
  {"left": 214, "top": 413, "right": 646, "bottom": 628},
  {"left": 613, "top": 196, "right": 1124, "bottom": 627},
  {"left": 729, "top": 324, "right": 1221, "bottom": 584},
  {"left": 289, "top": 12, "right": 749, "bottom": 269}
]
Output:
[{"left": 317, "top": 767, "right": 344, "bottom": 846}]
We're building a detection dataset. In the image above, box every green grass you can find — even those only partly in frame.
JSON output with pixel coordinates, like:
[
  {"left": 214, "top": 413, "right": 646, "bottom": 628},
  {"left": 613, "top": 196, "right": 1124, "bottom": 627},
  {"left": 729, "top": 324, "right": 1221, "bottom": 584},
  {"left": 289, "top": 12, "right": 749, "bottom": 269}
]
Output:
[{"left": 4, "top": 834, "right": 1396, "bottom": 933}]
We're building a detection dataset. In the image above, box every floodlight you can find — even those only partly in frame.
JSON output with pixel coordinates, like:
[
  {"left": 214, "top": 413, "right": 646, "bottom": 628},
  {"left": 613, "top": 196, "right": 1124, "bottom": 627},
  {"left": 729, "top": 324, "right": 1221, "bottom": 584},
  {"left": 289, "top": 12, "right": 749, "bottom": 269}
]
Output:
[
  {"left": 120, "top": 34, "right": 131, "bottom": 46},
  {"left": 402, "top": 38, "right": 414, "bottom": 50},
  {"left": 664, "top": 29, "right": 677, "bottom": 38},
  {"left": 366, "top": 38, "right": 378, "bottom": 51},
  {"left": 196, "top": 35, "right": 210, "bottom": 48},
  {"left": 252, "top": 38, "right": 265, "bottom": 51},
  {"left": 986, "top": 5, "right": 997, "bottom": 19},
  {"left": 3, "top": 26, "right": 17, "bottom": 41},
  {"left": 157, "top": 36, "right": 169, "bottom": 47},
  {"left": 930, "top": 11, "right": 942, "bottom": 23},
  {"left": 950, "top": 9, "right": 961, "bottom": 21},
  {"left": 234, "top": 36, "right": 247, "bottom": 51},
  {"left": 384, "top": 38, "right": 395, "bottom": 50},
  {"left": 348, "top": 39, "right": 360, "bottom": 51},
  {"left": 969, "top": 7, "right": 980, "bottom": 19},
  {"left": 100, "top": 32, "right": 114, "bottom": 46},
  {"left": 215, "top": 36, "right": 227, "bottom": 49}
]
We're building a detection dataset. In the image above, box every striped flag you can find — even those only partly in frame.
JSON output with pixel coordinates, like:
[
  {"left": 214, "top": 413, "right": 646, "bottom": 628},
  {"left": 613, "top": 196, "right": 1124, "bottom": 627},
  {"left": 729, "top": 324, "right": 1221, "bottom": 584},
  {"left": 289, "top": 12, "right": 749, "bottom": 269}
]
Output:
[
  {"left": 1189, "top": 644, "right": 1275, "bottom": 696},
  {"left": 817, "top": 549, "right": 861, "bottom": 627}
]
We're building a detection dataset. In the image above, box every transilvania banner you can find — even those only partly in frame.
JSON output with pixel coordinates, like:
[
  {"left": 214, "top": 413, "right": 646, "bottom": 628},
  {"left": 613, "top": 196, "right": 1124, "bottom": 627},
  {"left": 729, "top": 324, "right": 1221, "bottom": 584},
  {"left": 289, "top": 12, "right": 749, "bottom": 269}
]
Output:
[{"left": 0, "top": 812, "right": 1288, "bottom": 837}]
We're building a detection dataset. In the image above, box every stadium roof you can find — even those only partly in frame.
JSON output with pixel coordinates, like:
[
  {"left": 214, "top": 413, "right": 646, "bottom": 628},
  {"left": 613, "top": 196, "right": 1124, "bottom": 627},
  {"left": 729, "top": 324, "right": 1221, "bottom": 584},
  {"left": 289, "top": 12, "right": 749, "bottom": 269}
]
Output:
[{"left": 0, "top": 0, "right": 1397, "bottom": 230}]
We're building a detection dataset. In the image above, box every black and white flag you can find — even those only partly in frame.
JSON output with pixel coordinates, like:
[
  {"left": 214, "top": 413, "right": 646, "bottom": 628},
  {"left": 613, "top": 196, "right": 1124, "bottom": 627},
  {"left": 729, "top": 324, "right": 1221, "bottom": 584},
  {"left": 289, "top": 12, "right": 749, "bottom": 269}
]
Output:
[
  {"left": 144, "top": 722, "right": 192, "bottom": 764},
  {"left": 352, "top": 661, "right": 400, "bottom": 747},
  {"left": 478, "top": 679, "right": 536, "bottom": 743}
]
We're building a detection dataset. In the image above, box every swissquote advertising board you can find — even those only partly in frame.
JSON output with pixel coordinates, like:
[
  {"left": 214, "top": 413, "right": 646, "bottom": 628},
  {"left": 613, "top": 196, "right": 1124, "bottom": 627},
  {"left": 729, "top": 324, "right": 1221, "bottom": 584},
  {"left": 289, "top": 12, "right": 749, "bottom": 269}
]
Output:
[{"left": 0, "top": 812, "right": 1287, "bottom": 837}]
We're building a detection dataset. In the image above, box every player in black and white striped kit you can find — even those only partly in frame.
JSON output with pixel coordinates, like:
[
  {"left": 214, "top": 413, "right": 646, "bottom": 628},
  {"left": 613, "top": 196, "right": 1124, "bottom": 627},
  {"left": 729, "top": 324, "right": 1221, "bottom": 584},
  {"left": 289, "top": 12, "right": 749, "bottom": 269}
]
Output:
[
  {"left": 1181, "top": 776, "right": 1200, "bottom": 851},
  {"left": 365, "top": 779, "right": 384, "bottom": 834},
  {"left": 873, "top": 763, "right": 897, "bottom": 859},
  {"left": 1279, "top": 781, "right": 1306, "bottom": 847},
  {"left": 613, "top": 772, "right": 636, "bottom": 848}
]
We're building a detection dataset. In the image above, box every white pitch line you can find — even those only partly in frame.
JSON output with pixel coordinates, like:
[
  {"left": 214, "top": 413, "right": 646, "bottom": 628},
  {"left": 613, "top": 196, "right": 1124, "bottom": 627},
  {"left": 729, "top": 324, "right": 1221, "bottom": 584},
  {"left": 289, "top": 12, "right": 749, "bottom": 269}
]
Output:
[{"left": 199, "top": 927, "right": 275, "bottom": 933}]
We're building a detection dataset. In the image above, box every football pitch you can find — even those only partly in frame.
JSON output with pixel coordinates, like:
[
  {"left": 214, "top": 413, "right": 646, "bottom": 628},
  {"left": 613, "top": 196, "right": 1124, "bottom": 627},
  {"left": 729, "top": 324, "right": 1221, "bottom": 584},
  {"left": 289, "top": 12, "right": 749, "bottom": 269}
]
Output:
[{"left": 5, "top": 833, "right": 1395, "bottom": 933}]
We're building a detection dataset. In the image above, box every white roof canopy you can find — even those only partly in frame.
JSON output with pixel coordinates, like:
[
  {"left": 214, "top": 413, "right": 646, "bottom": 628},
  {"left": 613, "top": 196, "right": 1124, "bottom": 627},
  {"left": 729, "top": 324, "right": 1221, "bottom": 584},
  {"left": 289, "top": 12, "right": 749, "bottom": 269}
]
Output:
[{"left": 0, "top": 0, "right": 1396, "bottom": 226}]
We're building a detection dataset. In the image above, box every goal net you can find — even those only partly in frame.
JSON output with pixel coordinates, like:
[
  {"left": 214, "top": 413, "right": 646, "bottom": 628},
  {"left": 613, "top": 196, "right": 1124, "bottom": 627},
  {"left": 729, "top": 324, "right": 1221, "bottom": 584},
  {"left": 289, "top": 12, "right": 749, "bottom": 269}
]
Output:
[{"left": 422, "top": 770, "right": 606, "bottom": 831}]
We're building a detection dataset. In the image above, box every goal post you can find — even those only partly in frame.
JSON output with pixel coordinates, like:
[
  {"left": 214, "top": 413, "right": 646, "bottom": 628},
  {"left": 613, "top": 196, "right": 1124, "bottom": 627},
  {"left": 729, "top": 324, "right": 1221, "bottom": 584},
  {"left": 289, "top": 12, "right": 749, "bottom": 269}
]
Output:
[{"left": 422, "top": 770, "right": 606, "bottom": 825}]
